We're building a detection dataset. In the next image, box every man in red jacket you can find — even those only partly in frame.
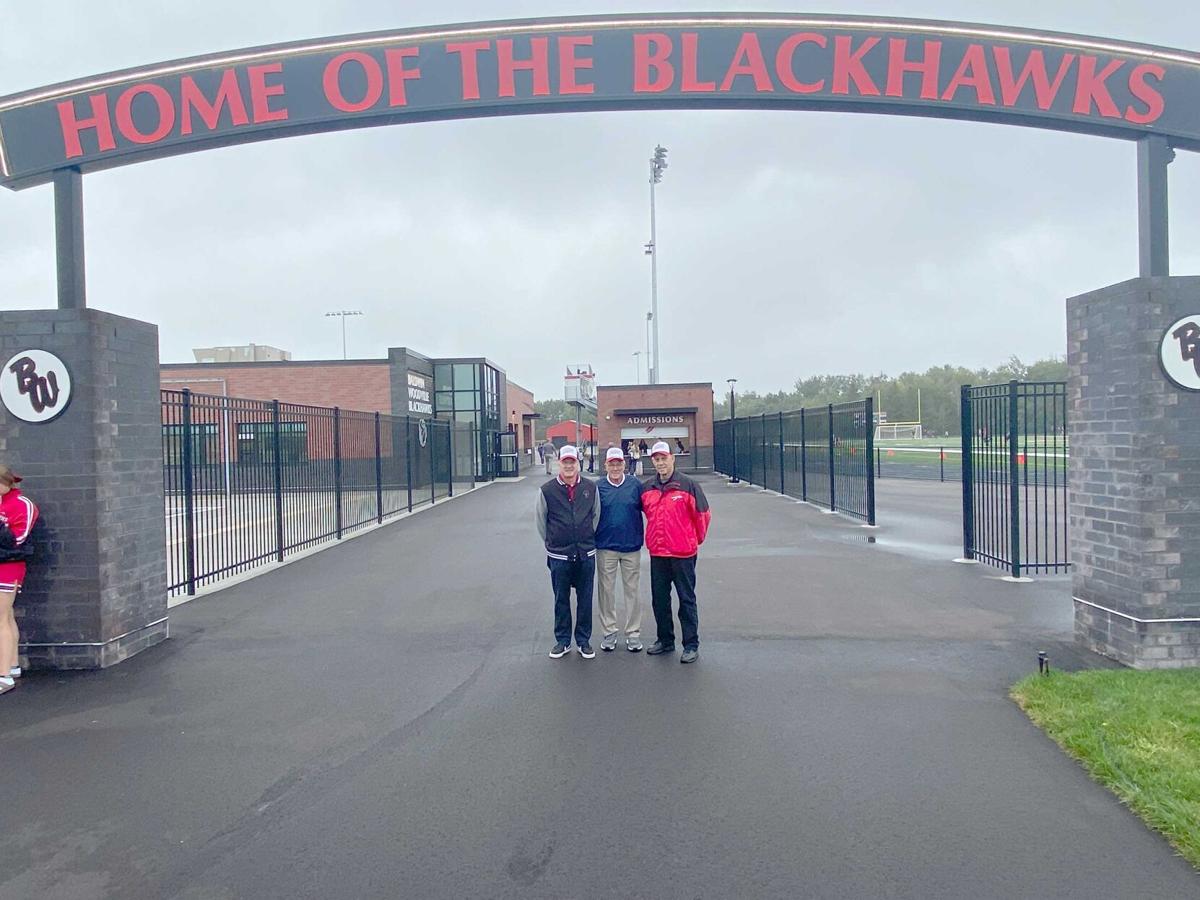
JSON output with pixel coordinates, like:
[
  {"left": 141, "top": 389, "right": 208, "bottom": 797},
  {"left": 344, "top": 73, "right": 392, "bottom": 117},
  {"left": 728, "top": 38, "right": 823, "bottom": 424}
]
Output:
[{"left": 641, "top": 441, "right": 711, "bottom": 663}]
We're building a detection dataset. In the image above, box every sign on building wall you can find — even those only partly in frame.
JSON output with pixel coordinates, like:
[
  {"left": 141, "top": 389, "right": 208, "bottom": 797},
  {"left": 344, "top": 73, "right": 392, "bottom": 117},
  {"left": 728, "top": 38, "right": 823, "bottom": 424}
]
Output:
[
  {"left": 1160, "top": 314, "right": 1200, "bottom": 391},
  {"left": 407, "top": 370, "right": 433, "bottom": 415},
  {"left": 1, "top": 349, "right": 72, "bottom": 423}
]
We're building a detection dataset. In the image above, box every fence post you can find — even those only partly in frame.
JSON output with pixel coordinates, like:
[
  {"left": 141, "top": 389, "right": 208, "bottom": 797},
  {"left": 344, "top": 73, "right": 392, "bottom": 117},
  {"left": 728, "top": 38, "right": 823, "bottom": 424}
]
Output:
[
  {"left": 333, "top": 407, "right": 343, "bottom": 539},
  {"left": 180, "top": 389, "right": 197, "bottom": 595},
  {"left": 1008, "top": 380, "right": 1022, "bottom": 578},
  {"left": 448, "top": 419, "right": 456, "bottom": 498},
  {"left": 940, "top": 446, "right": 945, "bottom": 483},
  {"left": 374, "top": 412, "right": 383, "bottom": 524},
  {"left": 865, "top": 396, "right": 876, "bottom": 526},
  {"left": 960, "top": 385, "right": 974, "bottom": 560},
  {"left": 470, "top": 422, "right": 477, "bottom": 481},
  {"left": 730, "top": 414, "right": 739, "bottom": 483},
  {"left": 429, "top": 421, "right": 436, "bottom": 506},
  {"left": 876, "top": 446, "right": 882, "bottom": 479},
  {"left": 272, "top": 399, "right": 285, "bottom": 562},
  {"left": 828, "top": 403, "right": 836, "bottom": 512},
  {"left": 778, "top": 411, "right": 785, "bottom": 495},
  {"left": 800, "top": 408, "right": 807, "bottom": 501},
  {"left": 761, "top": 412, "right": 768, "bottom": 490},
  {"left": 405, "top": 417, "right": 414, "bottom": 513}
]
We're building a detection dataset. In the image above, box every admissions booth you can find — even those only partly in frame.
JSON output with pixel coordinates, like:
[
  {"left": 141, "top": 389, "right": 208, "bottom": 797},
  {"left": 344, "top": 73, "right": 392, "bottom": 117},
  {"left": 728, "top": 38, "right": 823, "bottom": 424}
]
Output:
[{"left": 596, "top": 383, "right": 714, "bottom": 472}]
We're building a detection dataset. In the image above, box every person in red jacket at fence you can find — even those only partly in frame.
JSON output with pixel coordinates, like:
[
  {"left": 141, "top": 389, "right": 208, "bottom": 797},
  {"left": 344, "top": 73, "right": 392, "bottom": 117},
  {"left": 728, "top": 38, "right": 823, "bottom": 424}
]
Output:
[
  {"left": 0, "top": 465, "right": 38, "bottom": 695},
  {"left": 641, "top": 441, "right": 711, "bottom": 664}
]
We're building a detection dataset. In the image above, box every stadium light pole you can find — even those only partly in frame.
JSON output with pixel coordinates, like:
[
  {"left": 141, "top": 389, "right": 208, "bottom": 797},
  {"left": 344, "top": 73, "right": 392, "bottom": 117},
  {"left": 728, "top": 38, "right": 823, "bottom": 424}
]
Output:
[
  {"left": 634, "top": 350, "right": 642, "bottom": 384},
  {"left": 647, "top": 144, "right": 668, "bottom": 383},
  {"left": 644, "top": 310, "right": 653, "bottom": 381},
  {"left": 728, "top": 378, "right": 739, "bottom": 483},
  {"left": 325, "top": 309, "right": 363, "bottom": 359}
]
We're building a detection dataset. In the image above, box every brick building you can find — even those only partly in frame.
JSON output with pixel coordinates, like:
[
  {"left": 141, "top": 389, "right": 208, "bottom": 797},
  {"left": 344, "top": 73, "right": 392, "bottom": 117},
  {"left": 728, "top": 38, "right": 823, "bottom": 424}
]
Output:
[
  {"left": 596, "top": 383, "right": 714, "bottom": 471},
  {"left": 161, "top": 346, "right": 533, "bottom": 476},
  {"left": 506, "top": 380, "right": 538, "bottom": 457}
]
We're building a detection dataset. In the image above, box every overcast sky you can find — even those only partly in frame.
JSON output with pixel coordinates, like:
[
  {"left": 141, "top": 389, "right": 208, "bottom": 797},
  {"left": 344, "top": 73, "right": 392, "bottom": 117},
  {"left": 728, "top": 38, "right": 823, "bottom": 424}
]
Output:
[{"left": 4, "top": 1, "right": 1200, "bottom": 401}]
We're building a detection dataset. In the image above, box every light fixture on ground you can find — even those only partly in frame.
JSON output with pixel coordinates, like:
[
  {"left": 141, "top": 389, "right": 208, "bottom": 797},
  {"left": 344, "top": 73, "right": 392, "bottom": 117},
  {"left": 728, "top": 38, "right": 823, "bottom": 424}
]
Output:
[
  {"left": 647, "top": 144, "right": 668, "bottom": 384},
  {"left": 324, "top": 310, "right": 363, "bottom": 360}
]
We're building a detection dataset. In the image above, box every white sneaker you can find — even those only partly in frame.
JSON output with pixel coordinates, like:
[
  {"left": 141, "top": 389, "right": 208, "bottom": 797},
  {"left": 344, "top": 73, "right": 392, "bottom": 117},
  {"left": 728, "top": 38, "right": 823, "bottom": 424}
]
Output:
[{"left": 9, "top": 667, "right": 21, "bottom": 678}]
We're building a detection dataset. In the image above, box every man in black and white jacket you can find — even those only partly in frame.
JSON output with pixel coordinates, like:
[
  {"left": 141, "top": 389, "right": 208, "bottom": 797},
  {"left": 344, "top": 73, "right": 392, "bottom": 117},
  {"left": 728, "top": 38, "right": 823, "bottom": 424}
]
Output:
[{"left": 536, "top": 445, "right": 601, "bottom": 659}]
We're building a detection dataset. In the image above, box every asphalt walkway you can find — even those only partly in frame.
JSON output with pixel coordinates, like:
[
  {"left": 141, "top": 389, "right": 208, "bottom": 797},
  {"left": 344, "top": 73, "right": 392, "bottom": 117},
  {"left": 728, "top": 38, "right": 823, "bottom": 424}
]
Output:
[{"left": 1, "top": 474, "right": 1195, "bottom": 899}]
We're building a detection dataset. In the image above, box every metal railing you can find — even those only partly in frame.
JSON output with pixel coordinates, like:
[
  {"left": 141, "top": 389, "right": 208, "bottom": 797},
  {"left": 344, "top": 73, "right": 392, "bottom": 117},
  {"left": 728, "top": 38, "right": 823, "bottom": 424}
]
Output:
[
  {"left": 714, "top": 399, "right": 875, "bottom": 524},
  {"left": 162, "top": 389, "right": 477, "bottom": 597},
  {"left": 960, "top": 381, "right": 1069, "bottom": 577}
]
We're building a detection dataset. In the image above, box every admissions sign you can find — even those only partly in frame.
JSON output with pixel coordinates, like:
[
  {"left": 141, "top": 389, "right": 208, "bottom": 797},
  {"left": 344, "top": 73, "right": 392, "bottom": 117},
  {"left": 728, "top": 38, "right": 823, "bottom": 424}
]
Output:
[{"left": 2, "top": 13, "right": 1199, "bottom": 188}]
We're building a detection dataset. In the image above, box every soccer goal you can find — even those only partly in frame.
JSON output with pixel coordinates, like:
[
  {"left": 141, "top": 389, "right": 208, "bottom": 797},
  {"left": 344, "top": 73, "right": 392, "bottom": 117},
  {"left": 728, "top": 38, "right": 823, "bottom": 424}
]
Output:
[{"left": 874, "top": 422, "right": 923, "bottom": 440}]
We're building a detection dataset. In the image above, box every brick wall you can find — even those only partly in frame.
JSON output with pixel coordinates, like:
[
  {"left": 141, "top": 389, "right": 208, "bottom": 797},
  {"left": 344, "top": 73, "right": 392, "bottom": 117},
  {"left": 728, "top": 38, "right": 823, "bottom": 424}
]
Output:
[
  {"left": 1068, "top": 277, "right": 1200, "bottom": 668},
  {"left": 507, "top": 381, "right": 536, "bottom": 450},
  {"left": 161, "top": 360, "right": 393, "bottom": 413}
]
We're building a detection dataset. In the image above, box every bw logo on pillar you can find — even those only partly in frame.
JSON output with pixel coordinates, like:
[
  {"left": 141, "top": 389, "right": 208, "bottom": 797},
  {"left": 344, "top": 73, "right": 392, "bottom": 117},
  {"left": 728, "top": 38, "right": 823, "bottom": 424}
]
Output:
[{"left": 0, "top": 349, "right": 73, "bottom": 423}]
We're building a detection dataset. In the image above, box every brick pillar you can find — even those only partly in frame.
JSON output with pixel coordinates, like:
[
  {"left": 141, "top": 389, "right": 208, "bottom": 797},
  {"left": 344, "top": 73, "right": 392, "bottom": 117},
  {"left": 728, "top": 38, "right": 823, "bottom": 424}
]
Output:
[
  {"left": 1068, "top": 277, "right": 1200, "bottom": 668},
  {"left": 0, "top": 309, "right": 167, "bottom": 669}
]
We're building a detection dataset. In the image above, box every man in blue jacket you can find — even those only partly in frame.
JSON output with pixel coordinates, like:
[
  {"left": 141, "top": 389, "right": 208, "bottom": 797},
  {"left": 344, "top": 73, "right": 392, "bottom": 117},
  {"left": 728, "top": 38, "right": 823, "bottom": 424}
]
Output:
[
  {"left": 595, "top": 446, "right": 646, "bottom": 652},
  {"left": 536, "top": 445, "right": 601, "bottom": 659}
]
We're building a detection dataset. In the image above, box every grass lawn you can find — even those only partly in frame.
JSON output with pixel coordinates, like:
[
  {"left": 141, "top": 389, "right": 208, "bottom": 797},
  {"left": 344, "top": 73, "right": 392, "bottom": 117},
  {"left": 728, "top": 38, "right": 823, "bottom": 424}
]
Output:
[{"left": 1012, "top": 669, "right": 1200, "bottom": 868}]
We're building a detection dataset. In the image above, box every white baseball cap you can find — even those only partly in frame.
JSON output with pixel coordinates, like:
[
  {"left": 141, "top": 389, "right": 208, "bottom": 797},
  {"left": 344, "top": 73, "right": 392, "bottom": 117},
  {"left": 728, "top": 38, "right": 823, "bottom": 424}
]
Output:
[
  {"left": 650, "top": 441, "right": 672, "bottom": 457},
  {"left": 605, "top": 447, "right": 625, "bottom": 462},
  {"left": 559, "top": 445, "right": 579, "bottom": 461}
]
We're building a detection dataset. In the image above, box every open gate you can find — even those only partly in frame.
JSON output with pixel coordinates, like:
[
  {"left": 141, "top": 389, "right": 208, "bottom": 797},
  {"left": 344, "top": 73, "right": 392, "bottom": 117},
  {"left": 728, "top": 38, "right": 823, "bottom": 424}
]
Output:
[{"left": 960, "top": 381, "right": 1069, "bottom": 578}]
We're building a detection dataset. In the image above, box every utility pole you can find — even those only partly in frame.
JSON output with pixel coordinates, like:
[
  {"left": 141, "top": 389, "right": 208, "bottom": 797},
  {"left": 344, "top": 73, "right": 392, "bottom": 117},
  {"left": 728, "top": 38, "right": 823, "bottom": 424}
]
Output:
[
  {"left": 648, "top": 144, "right": 668, "bottom": 383},
  {"left": 324, "top": 310, "right": 363, "bottom": 359}
]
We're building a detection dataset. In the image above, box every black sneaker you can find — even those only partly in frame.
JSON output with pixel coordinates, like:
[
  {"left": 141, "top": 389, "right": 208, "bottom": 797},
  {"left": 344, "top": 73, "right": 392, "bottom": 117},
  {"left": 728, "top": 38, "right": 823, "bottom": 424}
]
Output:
[
  {"left": 578, "top": 644, "right": 596, "bottom": 659},
  {"left": 646, "top": 641, "right": 675, "bottom": 656},
  {"left": 680, "top": 648, "right": 699, "bottom": 664},
  {"left": 548, "top": 643, "right": 570, "bottom": 659}
]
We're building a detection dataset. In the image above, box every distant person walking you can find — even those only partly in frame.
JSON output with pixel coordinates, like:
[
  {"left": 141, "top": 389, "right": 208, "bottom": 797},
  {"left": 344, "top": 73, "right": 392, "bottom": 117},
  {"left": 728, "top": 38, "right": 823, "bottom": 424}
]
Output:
[
  {"left": 596, "top": 447, "right": 645, "bottom": 653},
  {"left": 630, "top": 441, "right": 642, "bottom": 477},
  {"left": 0, "top": 466, "right": 38, "bottom": 695},
  {"left": 642, "top": 442, "right": 711, "bottom": 664},
  {"left": 536, "top": 445, "right": 601, "bottom": 659}
]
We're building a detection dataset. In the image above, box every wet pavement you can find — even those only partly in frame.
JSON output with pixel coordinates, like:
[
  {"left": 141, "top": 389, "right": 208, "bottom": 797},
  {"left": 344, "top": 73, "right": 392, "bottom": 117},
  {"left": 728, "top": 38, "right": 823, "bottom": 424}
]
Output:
[{"left": 1, "top": 473, "right": 1194, "bottom": 899}]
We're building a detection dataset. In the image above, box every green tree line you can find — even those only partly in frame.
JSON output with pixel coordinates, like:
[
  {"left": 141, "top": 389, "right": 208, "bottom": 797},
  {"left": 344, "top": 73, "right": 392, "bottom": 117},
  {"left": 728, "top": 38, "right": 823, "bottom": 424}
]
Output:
[{"left": 712, "top": 356, "right": 1067, "bottom": 437}]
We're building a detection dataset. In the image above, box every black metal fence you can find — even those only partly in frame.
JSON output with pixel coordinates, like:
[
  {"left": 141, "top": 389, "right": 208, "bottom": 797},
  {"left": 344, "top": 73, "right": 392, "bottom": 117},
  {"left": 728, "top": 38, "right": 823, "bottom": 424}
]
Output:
[
  {"left": 714, "top": 399, "right": 876, "bottom": 524},
  {"left": 162, "top": 389, "right": 478, "bottom": 597},
  {"left": 960, "top": 381, "right": 1069, "bottom": 577}
]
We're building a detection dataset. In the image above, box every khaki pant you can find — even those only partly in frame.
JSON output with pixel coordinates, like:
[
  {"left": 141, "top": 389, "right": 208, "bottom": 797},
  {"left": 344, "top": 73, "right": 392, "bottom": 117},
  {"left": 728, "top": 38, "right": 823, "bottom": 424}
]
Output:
[{"left": 596, "top": 549, "right": 642, "bottom": 638}]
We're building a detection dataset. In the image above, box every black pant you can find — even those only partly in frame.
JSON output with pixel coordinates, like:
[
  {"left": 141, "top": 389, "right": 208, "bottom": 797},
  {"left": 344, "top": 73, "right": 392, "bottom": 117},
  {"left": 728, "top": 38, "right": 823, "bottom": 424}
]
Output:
[
  {"left": 650, "top": 555, "right": 699, "bottom": 651},
  {"left": 548, "top": 556, "right": 595, "bottom": 647}
]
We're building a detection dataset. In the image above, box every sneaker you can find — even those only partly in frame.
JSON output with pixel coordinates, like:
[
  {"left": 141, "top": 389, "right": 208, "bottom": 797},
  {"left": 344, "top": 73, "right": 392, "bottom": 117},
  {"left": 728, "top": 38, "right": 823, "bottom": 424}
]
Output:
[
  {"left": 680, "top": 648, "right": 699, "bottom": 664},
  {"left": 0, "top": 676, "right": 15, "bottom": 696},
  {"left": 625, "top": 637, "right": 644, "bottom": 652},
  {"left": 578, "top": 644, "right": 596, "bottom": 660},
  {"left": 548, "top": 643, "right": 570, "bottom": 659},
  {"left": 646, "top": 641, "right": 675, "bottom": 656},
  {"left": 600, "top": 633, "right": 618, "bottom": 652},
  {"left": 9, "top": 667, "right": 20, "bottom": 678}
]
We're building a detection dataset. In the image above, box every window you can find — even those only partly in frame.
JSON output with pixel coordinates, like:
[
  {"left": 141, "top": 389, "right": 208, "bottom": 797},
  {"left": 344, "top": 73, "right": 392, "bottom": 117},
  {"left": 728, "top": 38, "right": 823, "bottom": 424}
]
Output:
[
  {"left": 435, "top": 365, "right": 453, "bottom": 392},
  {"left": 162, "top": 423, "right": 219, "bottom": 466},
  {"left": 435, "top": 392, "right": 453, "bottom": 414},
  {"left": 453, "top": 363, "right": 477, "bottom": 390},
  {"left": 454, "top": 390, "right": 479, "bottom": 412},
  {"left": 237, "top": 421, "right": 307, "bottom": 465}
]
